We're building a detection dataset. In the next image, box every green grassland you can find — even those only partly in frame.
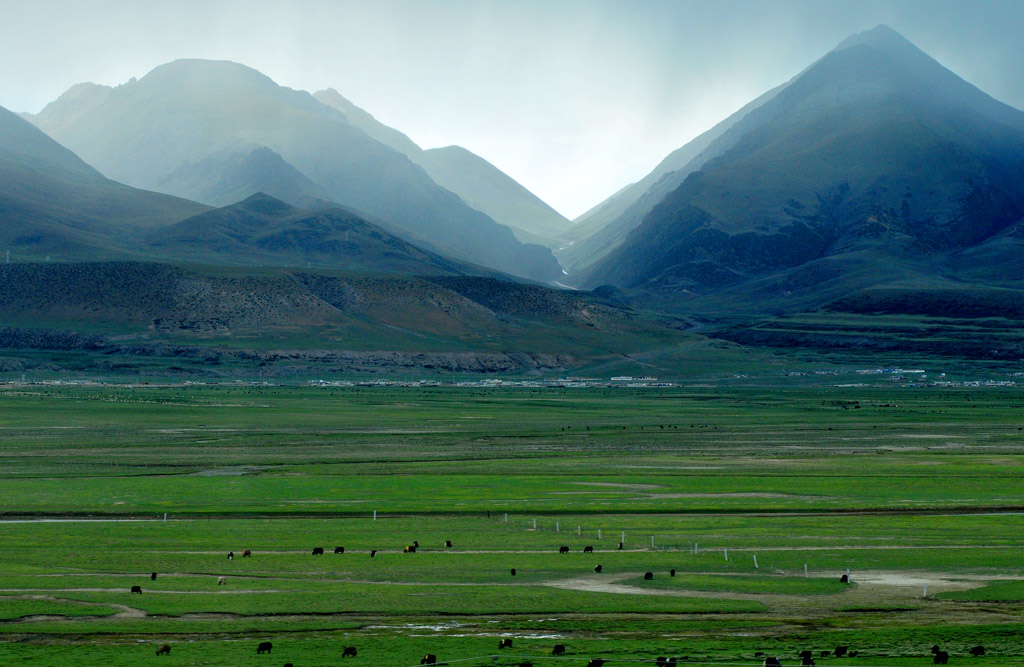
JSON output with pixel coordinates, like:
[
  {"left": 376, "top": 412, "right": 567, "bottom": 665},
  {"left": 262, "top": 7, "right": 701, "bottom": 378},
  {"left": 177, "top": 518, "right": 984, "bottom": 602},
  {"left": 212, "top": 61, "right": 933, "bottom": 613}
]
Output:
[{"left": 1, "top": 384, "right": 1023, "bottom": 665}]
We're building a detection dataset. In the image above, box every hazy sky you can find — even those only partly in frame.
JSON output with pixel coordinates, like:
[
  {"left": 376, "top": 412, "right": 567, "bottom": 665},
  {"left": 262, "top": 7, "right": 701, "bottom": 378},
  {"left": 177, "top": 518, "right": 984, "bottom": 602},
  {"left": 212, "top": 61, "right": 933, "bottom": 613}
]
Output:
[{"left": 3, "top": 0, "right": 1023, "bottom": 219}]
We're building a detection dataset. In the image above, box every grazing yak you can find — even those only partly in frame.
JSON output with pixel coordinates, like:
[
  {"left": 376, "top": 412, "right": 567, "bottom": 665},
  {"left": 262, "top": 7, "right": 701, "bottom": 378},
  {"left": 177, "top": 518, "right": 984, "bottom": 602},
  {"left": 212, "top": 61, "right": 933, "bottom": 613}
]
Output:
[
  {"left": 335, "top": 546, "right": 345, "bottom": 554},
  {"left": 151, "top": 572, "right": 157, "bottom": 580},
  {"left": 404, "top": 545, "right": 417, "bottom": 553},
  {"left": 342, "top": 646, "right": 358, "bottom": 657},
  {"left": 799, "top": 650, "right": 813, "bottom": 659},
  {"left": 511, "top": 568, "right": 517, "bottom": 576},
  {"left": 130, "top": 585, "right": 142, "bottom": 594},
  {"left": 421, "top": 654, "right": 437, "bottom": 665},
  {"left": 243, "top": 549, "right": 252, "bottom": 557},
  {"left": 156, "top": 644, "right": 170, "bottom": 655},
  {"left": 835, "top": 646, "right": 849, "bottom": 657},
  {"left": 594, "top": 565, "right": 603, "bottom": 573},
  {"left": 587, "top": 660, "right": 606, "bottom": 667},
  {"left": 644, "top": 572, "right": 654, "bottom": 580},
  {"left": 312, "top": 547, "right": 324, "bottom": 555},
  {"left": 370, "top": 550, "right": 377, "bottom": 557},
  {"left": 670, "top": 569, "right": 676, "bottom": 577},
  {"left": 802, "top": 657, "right": 816, "bottom": 666},
  {"left": 584, "top": 546, "right": 594, "bottom": 553},
  {"left": 257, "top": 641, "right": 272, "bottom": 654},
  {"left": 499, "top": 638, "right": 513, "bottom": 649},
  {"left": 618, "top": 542, "right": 624, "bottom": 550},
  {"left": 763, "top": 658, "right": 781, "bottom": 667},
  {"left": 821, "top": 651, "right": 831, "bottom": 657},
  {"left": 552, "top": 644, "right": 566, "bottom": 655},
  {"left": 559, "top": 546, "right": 570, "bottom": 554},
  {"left": 931, "top": 646, "right": 950, "bottom": 664},
  {"left": 840, "top": 574, "right": 849, "bottom": 583},
  {"left": 970, "top": 646, "right": 985, "bottom": 656},
  {"left": 445, "top": 540, "right": 453, "bottom": 548}
]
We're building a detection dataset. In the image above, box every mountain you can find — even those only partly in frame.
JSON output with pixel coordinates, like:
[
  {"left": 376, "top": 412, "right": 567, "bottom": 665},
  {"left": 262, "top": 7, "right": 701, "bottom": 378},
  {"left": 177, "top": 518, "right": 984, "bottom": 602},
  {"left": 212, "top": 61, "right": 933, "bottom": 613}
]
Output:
[
  {"left": 558, "top": 85, "right": 786, "bottom": 274},
  {"left": 154, "top": 146, "right": 335, "bottom": 210},
  {"left": 314, "top": 88, "right": 571, "bottom": 246},
  {"left": 0, "top": 261, "right": 700, "bottom": 377},
  {"left": 28, "top": 60, "right": 561, "bottom": 282},
  {"left": 581, "top": 26, "right": 1024, "bottom": 312},
  {"left": 146, "top": 192, "right": 486, "bottom": 276},
  {"left": 0, "top": 104, "right": 207, "bottom": 261}
]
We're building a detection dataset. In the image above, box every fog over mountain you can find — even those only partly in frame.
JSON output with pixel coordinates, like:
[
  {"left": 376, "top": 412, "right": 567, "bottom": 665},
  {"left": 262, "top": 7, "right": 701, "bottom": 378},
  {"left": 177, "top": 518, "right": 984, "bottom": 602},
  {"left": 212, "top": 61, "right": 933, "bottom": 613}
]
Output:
[
  {"left": 5, "top": 2, "right": 1023, "bottom": 220},
  {"left": 0, "top": 104, "right": 207, "bottom": 261},
  {"left": 580, "top": 26, "right": 1024, "bottom": 314},
  {"left": 28, "top": 60, "right": 562, "bottom": 283},
  {"left": 313, "top": 88, "right": 571, "bottom": 246}
]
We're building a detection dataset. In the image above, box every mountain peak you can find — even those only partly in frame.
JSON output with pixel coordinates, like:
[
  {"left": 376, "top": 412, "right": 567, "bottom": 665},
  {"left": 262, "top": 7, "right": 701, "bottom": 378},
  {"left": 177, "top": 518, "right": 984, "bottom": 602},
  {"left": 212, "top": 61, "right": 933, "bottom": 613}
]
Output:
[
  {"left": 833, "top": 25, "right": 922, "bottom": 58},
  {"left": 235, "top": 191, "right": 297, "bottom": 216},
  {"left": 141, "top": 59, "right": 279, "bottom": 90}
]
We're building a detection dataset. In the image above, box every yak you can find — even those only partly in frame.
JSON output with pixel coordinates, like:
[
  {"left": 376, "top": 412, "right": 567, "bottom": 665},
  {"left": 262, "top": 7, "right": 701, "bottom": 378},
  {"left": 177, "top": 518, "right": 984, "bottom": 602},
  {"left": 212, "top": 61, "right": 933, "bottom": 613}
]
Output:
[
  {"left": 421, "top": 654, "right": 437, "bottom": 665},
  {"left": 644, "top": 572, "right": 654, "bottom": 580},
  {"left": 499, "top": 638, "right": 513, "bottom": 649},
  {"left": 130, "top": 585, "right": 142, "bottom": 594},
  {"left": 559, "top": 546, "right": 569, "bottom": 554},
  {"left": 156, "top": 644, "right": 170, "bottom": 655},
  {"left": 312, "top": 547, "right": 324, "bottom": 555},
  {"left": 257, "top": 641, "right": 272, "bottom": 654},
  {"left": 342, "top": 646, "right": 358, "bottom": 657}
]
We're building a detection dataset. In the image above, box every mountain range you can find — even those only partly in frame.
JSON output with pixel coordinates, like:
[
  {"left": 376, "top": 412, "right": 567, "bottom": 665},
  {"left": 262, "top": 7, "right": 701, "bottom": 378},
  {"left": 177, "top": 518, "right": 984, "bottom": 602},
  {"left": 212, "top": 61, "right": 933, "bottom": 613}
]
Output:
[
  {"left": 4, "top": 25, "right": 1024, "bottom": 376},
  {"left": 27, "top": 60, "right": 562, "bottom": 282}
]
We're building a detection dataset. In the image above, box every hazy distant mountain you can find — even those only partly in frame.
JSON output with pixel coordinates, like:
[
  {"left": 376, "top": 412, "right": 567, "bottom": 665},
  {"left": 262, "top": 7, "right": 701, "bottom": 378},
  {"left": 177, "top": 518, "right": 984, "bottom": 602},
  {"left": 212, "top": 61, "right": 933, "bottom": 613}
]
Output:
[
  {"left": 29, "top": 60, "right": 561, "bottom": 282},
  {"left": 0, "top": 104, "right": 207, "bottom": 261},
  {"left": 582, "top": 26, "right": 1024, "bottom": 312},
  {"left": 154, "top": 146, "right": 335, "bottom": 210},
  {"left": 147, "top": 192, "right": 486, "bottom": 276},
  {"left": 314, "top": 88, "right": 571, "bottom": 246}
]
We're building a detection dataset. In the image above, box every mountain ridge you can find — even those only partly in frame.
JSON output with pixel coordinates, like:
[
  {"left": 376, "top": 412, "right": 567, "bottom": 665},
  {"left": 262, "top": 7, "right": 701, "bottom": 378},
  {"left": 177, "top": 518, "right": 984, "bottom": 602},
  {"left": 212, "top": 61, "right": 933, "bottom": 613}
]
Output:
[
  {"left": 29, "top": 59, "right": 562, "bottom": 282},
  {"left": 579, "top": 25, "right": 1024, "bottom": 314}
]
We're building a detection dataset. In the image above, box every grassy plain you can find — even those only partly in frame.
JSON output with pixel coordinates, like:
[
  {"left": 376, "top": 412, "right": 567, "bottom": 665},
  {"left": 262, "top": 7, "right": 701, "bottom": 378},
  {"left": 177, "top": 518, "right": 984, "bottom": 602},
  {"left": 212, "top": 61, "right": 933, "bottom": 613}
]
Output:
[{"left": 0, "top": 384, "right": 1023, "bottom": 666}]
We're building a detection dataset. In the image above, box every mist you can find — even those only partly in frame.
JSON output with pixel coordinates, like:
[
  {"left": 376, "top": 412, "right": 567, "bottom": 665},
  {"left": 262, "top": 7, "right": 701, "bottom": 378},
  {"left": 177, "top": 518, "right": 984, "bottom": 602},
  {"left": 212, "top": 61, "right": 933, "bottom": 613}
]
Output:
[{"left": 3, "top": 0, "right": 1023, "bottom": 219}]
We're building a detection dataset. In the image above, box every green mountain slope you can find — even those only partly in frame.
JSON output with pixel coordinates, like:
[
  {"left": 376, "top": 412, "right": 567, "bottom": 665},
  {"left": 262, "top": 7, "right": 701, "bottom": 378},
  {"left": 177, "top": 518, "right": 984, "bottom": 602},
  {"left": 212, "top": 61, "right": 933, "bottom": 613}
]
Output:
[{"left": 145, "top": 192, "right": 486, "bottom": 276}]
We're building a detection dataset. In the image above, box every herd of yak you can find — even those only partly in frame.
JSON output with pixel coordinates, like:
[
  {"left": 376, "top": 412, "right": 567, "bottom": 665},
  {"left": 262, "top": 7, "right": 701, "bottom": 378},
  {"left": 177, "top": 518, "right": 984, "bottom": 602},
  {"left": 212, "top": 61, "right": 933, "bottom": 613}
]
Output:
[{"left": 134, "top": 541, "right": 988, "bottom": 664}]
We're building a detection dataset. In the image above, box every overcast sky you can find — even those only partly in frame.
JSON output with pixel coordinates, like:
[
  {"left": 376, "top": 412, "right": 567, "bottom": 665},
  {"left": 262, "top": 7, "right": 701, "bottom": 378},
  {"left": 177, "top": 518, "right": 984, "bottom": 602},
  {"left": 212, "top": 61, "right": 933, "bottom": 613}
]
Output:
[{"left": 3, "top": 0, "right": 1023, "bottom": 219}]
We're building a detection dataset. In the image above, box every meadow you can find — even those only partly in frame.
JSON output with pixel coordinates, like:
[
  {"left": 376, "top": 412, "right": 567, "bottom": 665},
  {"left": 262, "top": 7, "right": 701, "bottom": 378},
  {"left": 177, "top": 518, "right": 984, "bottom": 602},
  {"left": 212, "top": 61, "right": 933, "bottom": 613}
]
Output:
[{"left": 0, "top": 383, "right": 1022, "bottom": 666}]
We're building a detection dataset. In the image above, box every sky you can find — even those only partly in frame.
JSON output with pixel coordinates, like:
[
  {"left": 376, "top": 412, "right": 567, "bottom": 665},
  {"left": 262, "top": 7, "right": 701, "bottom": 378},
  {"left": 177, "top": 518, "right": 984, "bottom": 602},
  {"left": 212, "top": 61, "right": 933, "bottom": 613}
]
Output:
[{"left": 3, "top": 0, "right": 1024, "bottom": 219}]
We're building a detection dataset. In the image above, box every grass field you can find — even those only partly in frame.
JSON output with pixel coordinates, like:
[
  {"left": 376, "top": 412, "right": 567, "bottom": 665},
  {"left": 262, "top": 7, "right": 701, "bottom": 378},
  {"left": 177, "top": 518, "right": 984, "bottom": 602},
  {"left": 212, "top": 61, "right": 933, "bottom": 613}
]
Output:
[{"left": 1, "top": 384, "right": 1023, "bottom": 665}]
